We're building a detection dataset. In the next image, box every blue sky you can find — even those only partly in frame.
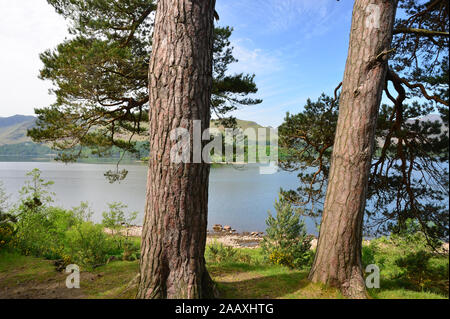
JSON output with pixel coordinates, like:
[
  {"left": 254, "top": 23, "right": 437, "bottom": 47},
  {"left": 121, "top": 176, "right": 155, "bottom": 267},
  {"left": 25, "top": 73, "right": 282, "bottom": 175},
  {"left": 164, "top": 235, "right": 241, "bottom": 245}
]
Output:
[
  {"left": 0, "top": 0, "right": 357, "bottom": 127},
  {"left": 216, "top": 0, "right": 355, "bottom": 127}
]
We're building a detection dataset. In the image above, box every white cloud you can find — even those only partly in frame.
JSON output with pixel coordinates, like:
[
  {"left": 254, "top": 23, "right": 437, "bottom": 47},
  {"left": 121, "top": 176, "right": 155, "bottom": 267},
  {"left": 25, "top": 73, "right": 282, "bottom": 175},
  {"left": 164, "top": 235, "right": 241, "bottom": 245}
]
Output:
[
  {"left": 227, "top": 40, "right": 283, "bottom": 76},
  {"left": 0, "top": 1, "right": 69, "bottom": 116},
  {"left": 220, "top": 0, "right": 338, "bottom": 34},
  {"left": 270, "top": 0, "right": 341, "bottom": 36}
]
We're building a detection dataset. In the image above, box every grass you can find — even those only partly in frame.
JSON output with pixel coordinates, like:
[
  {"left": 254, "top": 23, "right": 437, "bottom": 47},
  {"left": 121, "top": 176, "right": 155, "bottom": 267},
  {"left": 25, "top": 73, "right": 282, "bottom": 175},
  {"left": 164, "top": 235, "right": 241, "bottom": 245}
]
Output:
[
  {"left": 0, "top": 248, "right": 139, "bottom": 299},
  {"left": 0, "top": 244, "right": 448, "bottom": 299},
  {"left": 82, "top": 260, "right": 140, "bottom": 299},
  {"left": 369, "top": 289, "right": 446, "bottom": 299},
  {"left": 361, "top": 236, "right": 449, "bottom": 298},
  {"left": 0, "top": 250, "right": 56, "bottom": 285},
  {"left": 211, "top": 264, "right": 342, "bottom": 299}
]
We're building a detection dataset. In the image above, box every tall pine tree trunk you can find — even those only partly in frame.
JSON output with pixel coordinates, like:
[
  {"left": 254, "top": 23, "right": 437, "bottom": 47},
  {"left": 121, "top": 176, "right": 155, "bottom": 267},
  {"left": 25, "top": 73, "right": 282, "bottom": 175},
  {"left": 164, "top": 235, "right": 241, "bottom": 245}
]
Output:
[
  {"left": 308, "top": 0, "right": 398, "bottom": 298},
  {"left": 137, "top": 0, "right": 216, "bottom": 299}
]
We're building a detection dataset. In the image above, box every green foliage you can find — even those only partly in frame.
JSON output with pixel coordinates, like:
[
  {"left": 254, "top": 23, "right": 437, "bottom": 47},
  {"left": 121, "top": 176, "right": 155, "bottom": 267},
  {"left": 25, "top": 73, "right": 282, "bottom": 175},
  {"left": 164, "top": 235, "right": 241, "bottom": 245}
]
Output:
[
  {"left": 29, "top": 1, "right": 262, "bottom": 176},
  {"left": 0, "top": 181, "right": 15, "bottom": 248},
  {"left": 206, "top": 240, "right": 252, "bottom": 265},
  {"left": 0, "top": 142, "right": 57, "bottom": 158},
  {"left": 278, "top": 94, "right": 337, "bottom": 219},
  {"left": 102, "top": 202, "right": 138, "bottom": 259},
  {"left": 71, "top": 201, "right": 94, "bottom": 222},
  {"left": 12, "top": 199, "right": 121, "bottom": 269},
  {"left": 395, "top": 250, "right": 433, "bottom": 291},
  {"left": 0, "top": 181, "right": 16, "bottom": 249},
  {"left": 364, "top": 230, "right": 449, "bottom": 296},
  {"left": 278, "top": 0, "right": 449, "bottom": 244},
  {"left": 390, "top": 219, "right": 439, "bottom": 250},
  {"left": 13, "top": 206, "right": 70, "bottom": 259},
  {"left": 392, "top": 248, "right": 449, "bottom": 295},
  {"left": 65, "top": 221, "right": 114, "bottom": 269},
  {"left": 0, "top": 223, "right": 15, "bottom": 249},
  {"left": 102, "top": 202, "right": 137, "bottom": 232},
  {"left": 7, "top": 169, "right": 138, "bottom": 269},
  {"left": 361, "top": 242, "right": 378, "bottom": 269},
  {"left": 261, "top": 194, "right": 312, "bottom": 269},
  {"left": 279, "top": 93, "right": 449, "bottom": 242},
  {"left": 18, "top": 168, "right": 55, "bottom": 208},
  {"left": 11, "top": 168, "right": 58, "bottom": 257}
]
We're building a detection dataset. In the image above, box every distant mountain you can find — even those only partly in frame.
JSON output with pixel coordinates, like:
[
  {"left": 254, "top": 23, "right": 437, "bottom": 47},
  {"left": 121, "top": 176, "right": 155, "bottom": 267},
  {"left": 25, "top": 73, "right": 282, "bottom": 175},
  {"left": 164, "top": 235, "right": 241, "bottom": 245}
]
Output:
[
  {"left": 0, "top": 115, "right": 36, "bottom": 146},
  {"left": 211, "top": 119, "right": 265, "bottom": 131},
  {"left": 0, "top": 115, "right": 274, "bottom": 151},
  {"left": 0, "top": 114, "right": 35, "bottom": 128},
  {"left": 210, "top": 119, "right": 276, "bottom": 142},
  {"left": 1, "top": 113, "right": 444, "bottom": 148},
  {"left": 406, "top": 113, "right": 444, "bottom": 124}
]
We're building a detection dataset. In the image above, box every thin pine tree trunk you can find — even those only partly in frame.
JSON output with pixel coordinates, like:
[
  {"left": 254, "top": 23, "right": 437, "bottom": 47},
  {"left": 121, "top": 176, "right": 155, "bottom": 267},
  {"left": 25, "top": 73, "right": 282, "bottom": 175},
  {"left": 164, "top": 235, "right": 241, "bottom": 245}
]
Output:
[{"left": 309, "top": 0, "right": 398, "bottom": 299}]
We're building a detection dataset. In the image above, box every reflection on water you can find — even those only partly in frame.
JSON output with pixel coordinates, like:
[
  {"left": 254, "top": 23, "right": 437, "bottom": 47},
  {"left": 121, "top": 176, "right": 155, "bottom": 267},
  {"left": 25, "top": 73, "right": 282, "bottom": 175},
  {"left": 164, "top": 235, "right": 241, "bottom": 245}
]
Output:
[{"left": 0, "top": 161, "right": 318, "bottom": 234}]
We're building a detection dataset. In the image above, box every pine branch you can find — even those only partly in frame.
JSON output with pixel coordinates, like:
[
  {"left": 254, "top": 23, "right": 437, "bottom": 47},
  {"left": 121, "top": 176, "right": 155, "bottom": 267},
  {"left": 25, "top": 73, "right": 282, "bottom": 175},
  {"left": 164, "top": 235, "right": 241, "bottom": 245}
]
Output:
[
  {"left": 393, "top": 27, "right": 449, "bottom": 37},
  {"left": 388, "top": 69, "right": 449, "bottom": 106}
]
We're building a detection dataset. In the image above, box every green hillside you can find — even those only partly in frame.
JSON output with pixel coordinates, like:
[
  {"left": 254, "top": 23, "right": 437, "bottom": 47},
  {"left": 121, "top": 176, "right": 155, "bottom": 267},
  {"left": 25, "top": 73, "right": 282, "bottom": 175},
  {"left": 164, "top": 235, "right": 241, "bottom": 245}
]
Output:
[
  {"left": 211, "top": 119, "right": 277, "bottom": 143},
  {"left": 0, "top": 115, "right": 272, "bottom": 144},
  {"left": 0, "top": 115, "right": 275, "bottom": 158},
  {"left": 0, "top": 115, "right": 35, "bottom": 145},
  {"left": 0, "top": 142, "right": 56, "bottom": 157},
  {"left": 210, "top": 119, "right": 264, "bottom": 131},
  {"left": 0, "top": 114, "right": 35, "bottom": 127}
]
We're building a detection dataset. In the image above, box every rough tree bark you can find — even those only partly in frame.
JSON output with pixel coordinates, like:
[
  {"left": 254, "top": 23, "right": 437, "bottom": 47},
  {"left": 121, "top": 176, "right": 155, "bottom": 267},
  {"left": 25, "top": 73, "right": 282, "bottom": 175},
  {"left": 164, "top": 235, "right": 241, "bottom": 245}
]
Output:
[
  {"left": 137, "top": 0, "right": 216, "bottom": 299},
  {"left": 308, "top": 0, "right": 398, "bottom": 298}
]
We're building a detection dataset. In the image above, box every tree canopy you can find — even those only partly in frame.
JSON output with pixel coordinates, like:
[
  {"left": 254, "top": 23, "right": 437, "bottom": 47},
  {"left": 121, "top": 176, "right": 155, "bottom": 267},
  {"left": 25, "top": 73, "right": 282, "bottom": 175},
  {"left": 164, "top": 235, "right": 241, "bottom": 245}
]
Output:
[
  {"left": 29, "top": 0, "right": 262, "bottom": 169},
  {"left": 279, "top": 0, "right": 449, "bottom": 245}
]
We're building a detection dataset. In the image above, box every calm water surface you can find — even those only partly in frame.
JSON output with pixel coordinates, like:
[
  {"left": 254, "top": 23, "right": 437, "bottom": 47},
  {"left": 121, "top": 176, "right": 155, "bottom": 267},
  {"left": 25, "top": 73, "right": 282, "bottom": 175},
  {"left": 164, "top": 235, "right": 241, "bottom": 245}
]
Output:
[{"left": 0, "top": 161, "right": 318, "bottom": 233}]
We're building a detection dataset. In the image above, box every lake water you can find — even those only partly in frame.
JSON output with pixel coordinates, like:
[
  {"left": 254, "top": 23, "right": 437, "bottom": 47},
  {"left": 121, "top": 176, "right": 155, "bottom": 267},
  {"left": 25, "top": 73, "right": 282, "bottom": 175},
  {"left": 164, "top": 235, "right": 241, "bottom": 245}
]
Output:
[{"left": 0, "top": 161, "right": 318, "bottom": 234}]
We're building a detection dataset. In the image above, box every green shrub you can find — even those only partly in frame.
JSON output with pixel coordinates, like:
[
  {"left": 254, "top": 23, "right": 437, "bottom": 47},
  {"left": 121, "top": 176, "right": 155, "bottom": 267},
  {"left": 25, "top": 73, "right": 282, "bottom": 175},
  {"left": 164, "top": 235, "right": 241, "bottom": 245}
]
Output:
[
  {"left": 394, "top": 250, "right": 448, "bottom": 295},
  {"left": 0, "top": 223, "right": 15, "bottom": 249},
  {"left": 367, "top": 230, "right": 449, "bottom": 296},
  {"left": 65, "top": 221, "right": 114, "bottom": 269},
  {"left": 395, "top": 250, "right": 433, "bottom": 290},
  {"left": 12, "top": 205, "right": 74, "bottom": 259},
  {"left": 362, "top": 242, "right": 378, "bottom": 269},
  {"left": 10, "top": 170, "right": 121, "bottom": 269},
  {"left": 0, "top": 182, "right": 16, "bottom": 249},
  {"left": 261, "top": 194, "right": 311, "bottom": 269},
  {"left": 427, "top": 258, "right": 449, "bottom": 295},
  {"left": 390, "top": 219, "right": 439, "bottom": 251},
  {"left": 11, "top": 170, "right": 76, "bottom": 258},
  {"left": 102, "top": 202, "right": 138, "bottom": 256},
  {"left": 206, "top": 241, "right": 252, "bottom": 264},
  {"left": 14, "top": 207, "right": 54, "bottom": 257},
  {"left": 10, "top": 168, "right": 56, "bottom": 256},
  {"left": 122, "top": 240, "right": 140, "bottom": 261}
]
